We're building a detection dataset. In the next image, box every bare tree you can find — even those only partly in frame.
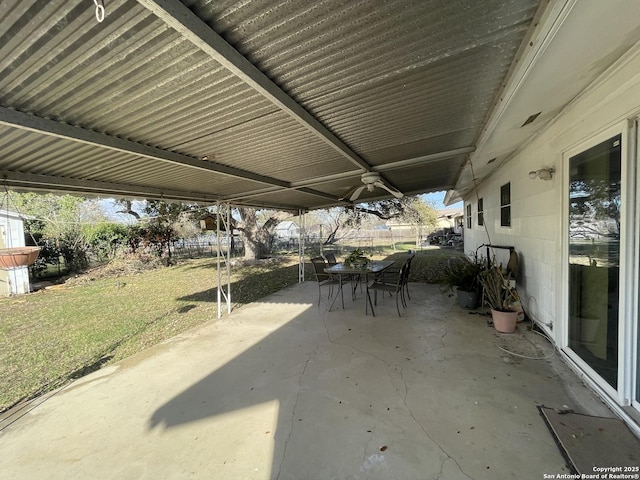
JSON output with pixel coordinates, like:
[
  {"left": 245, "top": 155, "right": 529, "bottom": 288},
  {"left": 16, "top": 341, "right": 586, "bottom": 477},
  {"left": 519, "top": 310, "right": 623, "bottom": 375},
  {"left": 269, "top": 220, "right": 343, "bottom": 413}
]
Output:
[
  {"left": 116, "top": 199, "right": 140, "bottom": 220},
  {"left": 314, "top": 197, "right": 419, "bottom": 244},
  {"left": 235, "top": 207, "right": 289, "bottom": 260},
  {"left": 315, "top": 208, "right": 351, "bottom": 245},
  {"left": 398, "top": 197, "right": 438, "bottom": 246}
]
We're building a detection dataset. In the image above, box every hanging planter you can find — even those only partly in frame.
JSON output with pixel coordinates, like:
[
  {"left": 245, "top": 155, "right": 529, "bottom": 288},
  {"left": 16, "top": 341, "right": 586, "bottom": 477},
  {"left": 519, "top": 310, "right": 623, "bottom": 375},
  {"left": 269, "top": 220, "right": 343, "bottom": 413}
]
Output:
[{"left": 0, "top": 246, "right": 41, "bottom": 269}]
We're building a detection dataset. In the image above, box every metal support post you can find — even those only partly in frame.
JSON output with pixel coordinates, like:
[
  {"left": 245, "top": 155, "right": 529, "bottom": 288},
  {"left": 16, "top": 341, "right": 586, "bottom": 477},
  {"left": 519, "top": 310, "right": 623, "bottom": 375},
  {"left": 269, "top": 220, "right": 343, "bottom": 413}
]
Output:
[
  {"left": 216, "top": 201, "right": 232, "bottom": 318},
  {"left": 298, "top": 210, "right": 305, "bottom": 283}
]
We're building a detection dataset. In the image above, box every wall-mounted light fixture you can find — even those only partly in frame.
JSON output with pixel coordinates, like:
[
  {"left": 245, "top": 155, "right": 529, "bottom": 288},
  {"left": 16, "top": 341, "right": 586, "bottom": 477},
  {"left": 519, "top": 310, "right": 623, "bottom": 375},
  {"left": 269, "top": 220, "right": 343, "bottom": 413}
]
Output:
[{"left": 528, "top": 167, "right": 555, "bottom": 181}]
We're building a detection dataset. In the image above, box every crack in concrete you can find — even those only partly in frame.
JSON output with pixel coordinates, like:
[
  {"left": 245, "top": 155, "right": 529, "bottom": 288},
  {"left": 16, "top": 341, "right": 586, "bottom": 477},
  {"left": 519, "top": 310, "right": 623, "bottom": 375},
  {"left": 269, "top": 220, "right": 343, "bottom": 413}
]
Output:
[
  {"left": 274, "top": 345, "right": 318, "bottom": 480},
  {"left": 319, "top": 305, "right": 359, "bottom": 346},
  {"left": 398, "top": 365, "right": 474, "bottom": 480},
  {"left": 360, "top": 426, "right": 376, "bottom": 479},
  {"left": 397, "top": 323, "right": 475, "bottom": 479},
  {"left": 421, "top": 324, "right": 448, "bottom": 360},
  {"left": 316, "top": 301, "right": 473, "bottom": 479}
]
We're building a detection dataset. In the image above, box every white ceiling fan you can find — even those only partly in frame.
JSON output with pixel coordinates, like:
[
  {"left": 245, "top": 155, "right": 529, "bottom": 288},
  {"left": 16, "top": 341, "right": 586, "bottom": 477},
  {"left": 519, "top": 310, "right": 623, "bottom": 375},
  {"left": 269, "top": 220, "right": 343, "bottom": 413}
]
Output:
[{"left": 341, "top": 172, "right": 403, "bottom": 201}]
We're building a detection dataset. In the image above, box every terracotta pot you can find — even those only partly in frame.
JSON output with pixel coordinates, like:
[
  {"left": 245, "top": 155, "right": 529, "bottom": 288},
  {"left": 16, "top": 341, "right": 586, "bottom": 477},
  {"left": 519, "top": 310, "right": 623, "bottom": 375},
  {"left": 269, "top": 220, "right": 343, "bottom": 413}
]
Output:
[
  {"left": 490, "top": 309, "right": 518, "bottom": 333},
  {"left": 0, "top": 247, "right": 41, "bottom": 269}
]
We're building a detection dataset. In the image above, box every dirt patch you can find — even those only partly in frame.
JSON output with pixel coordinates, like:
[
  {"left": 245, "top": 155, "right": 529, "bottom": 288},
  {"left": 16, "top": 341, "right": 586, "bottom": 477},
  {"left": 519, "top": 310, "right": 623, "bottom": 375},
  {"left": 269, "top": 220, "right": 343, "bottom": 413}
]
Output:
[{"left": 64, "top": 254, "right": 169, "bottom": 286}]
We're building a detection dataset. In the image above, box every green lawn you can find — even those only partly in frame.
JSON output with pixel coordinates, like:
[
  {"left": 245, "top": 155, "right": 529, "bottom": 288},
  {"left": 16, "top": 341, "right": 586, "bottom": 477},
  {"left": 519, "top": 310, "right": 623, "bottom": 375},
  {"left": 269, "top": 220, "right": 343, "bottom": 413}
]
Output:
[{"left": 0, "top": 247, "right": 460, "bottom": 412}]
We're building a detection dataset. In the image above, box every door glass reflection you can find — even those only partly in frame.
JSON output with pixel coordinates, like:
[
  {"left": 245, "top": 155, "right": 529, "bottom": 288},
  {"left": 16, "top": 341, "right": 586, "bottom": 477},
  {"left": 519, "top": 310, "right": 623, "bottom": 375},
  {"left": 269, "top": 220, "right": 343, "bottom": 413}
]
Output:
[{"left": 568, "top": 135, "right": 621, "bottom": 389}]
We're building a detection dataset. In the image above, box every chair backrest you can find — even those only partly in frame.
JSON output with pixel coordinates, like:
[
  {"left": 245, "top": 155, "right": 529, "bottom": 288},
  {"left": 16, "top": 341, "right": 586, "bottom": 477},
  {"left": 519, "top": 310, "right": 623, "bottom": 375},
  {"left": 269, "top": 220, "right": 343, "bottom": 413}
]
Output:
[
  {"left": 405, "top": 253, "right": 416, "bottom": 281},
  {"left": 401, "top": 259, "right": 411, "bottom": 287},
  {"left": 392, "top": 261, "right": 409, "bottom": 290},
  {"left": 310, "top": 256, "right": 330, "bottom": 282},
  {"left": 324, "top": 252, "right": 337, "bottom": 265}
]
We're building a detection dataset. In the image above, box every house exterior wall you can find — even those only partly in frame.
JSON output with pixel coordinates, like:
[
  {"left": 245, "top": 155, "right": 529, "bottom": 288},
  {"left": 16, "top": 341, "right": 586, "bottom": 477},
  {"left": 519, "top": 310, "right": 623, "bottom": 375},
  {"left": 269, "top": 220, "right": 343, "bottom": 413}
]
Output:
[
  {"left": 274, "top": 222, "right": 299, "bottom": 241},
  {"left": 462, "top": 42, "right": 640, "bottom": 429},
  {"left": 0, "top": 211, "right": 31, "bottom": 296}
]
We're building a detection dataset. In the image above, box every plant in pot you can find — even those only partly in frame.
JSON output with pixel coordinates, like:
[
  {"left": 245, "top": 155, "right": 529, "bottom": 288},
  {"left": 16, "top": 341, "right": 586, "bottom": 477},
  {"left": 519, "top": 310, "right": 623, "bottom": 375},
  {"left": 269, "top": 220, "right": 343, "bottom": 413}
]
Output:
[
  {"left": 443, "top": 254, "right": 484, "bottom": 309},
  {"left": 478, "top": 264, "right": 520, "bottom": 333},
  {"left": 344, "top": 248, "right": 369, "bottom": 267}
]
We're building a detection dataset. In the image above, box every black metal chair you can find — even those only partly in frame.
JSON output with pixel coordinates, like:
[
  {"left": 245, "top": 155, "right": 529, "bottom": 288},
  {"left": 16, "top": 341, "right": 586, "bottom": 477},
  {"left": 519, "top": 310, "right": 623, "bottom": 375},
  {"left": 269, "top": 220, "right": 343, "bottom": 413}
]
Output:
[
  {"left": 376, "top": 253, "right": 414, "bottom": 302},
  {"left": 403, "top": 253, "right": 416, "bottom": 301},
  {"left": 366, "top": 260, "right": 410, "bottom": 317},
  {"left": 310, "top": 256, "right": 344, "bottom": 309},
  {"left": 324, "top": 252, "right": 337, "bottom": 265}
]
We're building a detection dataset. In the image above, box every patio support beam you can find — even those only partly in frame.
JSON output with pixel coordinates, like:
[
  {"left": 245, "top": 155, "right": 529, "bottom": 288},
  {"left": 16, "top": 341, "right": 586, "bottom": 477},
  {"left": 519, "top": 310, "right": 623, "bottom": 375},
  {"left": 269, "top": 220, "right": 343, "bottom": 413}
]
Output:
[
  {"left": 0, "top": 107, "right": 338, "bottom": 203},
  {"left": 371, "top": 146, "right": 476, "bottom": 173},
  {"left": 289, "top": 146, "right": 477, "bottom": 188},
  {"left": 223, "top": 146, "right": 475, "bottom": 202},
  {"left": 223, "top": 184, "right": 344, "bottom": 202},
  {"left": 0, "top": 170, "right": 218, "bottom": 203},
  {"left": 137, "top": 0, "right": 372, "bottom": 174}
]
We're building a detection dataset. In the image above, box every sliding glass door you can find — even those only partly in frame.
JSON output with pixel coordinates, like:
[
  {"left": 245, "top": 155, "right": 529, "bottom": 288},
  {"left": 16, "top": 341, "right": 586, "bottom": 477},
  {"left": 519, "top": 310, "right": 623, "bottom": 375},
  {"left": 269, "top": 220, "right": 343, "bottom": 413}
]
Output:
[{"left": 568, "top": 135, "right": 621, "bottom": 389}]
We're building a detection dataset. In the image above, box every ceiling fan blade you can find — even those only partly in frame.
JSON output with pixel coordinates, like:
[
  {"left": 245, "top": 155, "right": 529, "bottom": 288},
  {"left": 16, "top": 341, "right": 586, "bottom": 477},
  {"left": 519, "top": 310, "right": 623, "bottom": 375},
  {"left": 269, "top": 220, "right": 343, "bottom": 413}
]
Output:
[
  {"left": 349, "top": 185, "right": 366, "bottom": 201},
  {"left": 339, "top": 185, "right": 359, "bottom": 201},
  {"left": 376, "top": 181, "right": 404, "bottom": 199}
]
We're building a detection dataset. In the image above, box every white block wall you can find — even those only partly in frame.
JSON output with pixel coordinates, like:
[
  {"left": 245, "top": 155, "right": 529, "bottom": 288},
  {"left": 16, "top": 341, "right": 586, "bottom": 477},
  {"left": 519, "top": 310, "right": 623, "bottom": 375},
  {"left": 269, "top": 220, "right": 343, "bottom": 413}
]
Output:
[
  {"left": 0, "top": 211, "right": 31, "bottom": 296},
  {"left": 463, "top": 42, "right": 640, "bottom": 345}
]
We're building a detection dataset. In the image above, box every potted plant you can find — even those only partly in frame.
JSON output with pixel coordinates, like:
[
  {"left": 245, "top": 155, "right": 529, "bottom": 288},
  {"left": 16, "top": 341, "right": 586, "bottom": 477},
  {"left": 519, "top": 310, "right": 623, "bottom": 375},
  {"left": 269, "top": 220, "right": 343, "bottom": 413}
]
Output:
[
  {"left": 478, "top": 264, "right": 519, "bottom": 333},
  {"left": 442, "top": 254, "right": 484, "bottom": 309},
  {"left": 344, "top": 248, "right": 369, "bottom": 267}
]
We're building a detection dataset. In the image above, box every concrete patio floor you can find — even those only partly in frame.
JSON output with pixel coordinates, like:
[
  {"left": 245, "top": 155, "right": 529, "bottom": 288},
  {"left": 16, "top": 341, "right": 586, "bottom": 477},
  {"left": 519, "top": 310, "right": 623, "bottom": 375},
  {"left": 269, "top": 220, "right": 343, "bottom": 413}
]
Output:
[{"left": 0, "top": 281, "right": 614, "bottom": 480}]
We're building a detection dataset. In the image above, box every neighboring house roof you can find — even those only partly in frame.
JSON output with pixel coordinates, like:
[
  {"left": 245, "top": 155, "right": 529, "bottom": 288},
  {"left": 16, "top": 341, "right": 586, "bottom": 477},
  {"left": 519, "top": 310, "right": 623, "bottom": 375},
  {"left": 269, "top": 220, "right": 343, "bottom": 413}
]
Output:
[
  {"left": 438, "top": 209, "right": 463, "bottom": 219},
  {"left": 0, "top": 210, "right": 27, "bottom": 222},
  {"left": 274, "top": 221, "right": 298, "bottom": 231},
  {"left": 274, "top": 221, "right": 299, "bottom": 237}
]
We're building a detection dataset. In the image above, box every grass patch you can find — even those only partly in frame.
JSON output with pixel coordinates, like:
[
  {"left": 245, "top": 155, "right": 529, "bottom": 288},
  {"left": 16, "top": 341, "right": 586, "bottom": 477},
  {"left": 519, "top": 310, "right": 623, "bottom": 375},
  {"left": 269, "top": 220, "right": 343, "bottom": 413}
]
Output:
[
  {"left": 0, "top": 256, "right": 300, "bottom": 412},
  {"left": 382, "top": 247, "right": 464, "bottom": 283},
  {"left": 0, "top": 247, "right": 461, "bottom": 412}
]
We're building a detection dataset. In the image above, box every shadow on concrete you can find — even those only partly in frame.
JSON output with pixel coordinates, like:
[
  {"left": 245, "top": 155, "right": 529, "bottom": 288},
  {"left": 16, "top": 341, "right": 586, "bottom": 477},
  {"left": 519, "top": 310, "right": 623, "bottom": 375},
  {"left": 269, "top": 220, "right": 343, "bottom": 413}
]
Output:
[
  {"left": 149, "top": 283, "right": 422, "bottom": 479},
  {"left": 178, "top": 264, "right": 304, "bottom": 306}
]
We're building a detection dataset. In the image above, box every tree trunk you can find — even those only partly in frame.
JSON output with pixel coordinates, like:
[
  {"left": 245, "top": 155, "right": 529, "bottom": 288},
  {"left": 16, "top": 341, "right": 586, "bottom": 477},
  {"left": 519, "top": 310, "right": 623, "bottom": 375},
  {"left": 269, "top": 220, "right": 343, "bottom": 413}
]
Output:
[
  {"left": 243, "top": 233, "right": 260, "bottom": 260},
  {"left": 238, "top": 207, "right": 261, "bottom": 260},
  {"left": 236, "top": 207, "right": 289, "bottom": 261}
]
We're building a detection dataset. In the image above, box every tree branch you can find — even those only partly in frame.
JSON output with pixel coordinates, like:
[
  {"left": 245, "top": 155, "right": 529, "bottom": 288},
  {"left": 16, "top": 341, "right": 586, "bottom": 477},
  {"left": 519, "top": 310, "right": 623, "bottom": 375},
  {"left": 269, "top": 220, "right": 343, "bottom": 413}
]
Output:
[{"left": 348, "top": 205, "right": 400, "bottom": 220}]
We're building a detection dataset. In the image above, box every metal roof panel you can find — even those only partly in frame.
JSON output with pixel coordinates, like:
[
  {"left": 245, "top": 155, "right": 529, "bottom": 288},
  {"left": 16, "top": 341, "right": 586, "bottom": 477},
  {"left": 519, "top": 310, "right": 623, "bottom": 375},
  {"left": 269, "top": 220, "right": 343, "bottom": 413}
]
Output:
[{"left": 0, "top": 0, "right": 542, "bottom": 209}]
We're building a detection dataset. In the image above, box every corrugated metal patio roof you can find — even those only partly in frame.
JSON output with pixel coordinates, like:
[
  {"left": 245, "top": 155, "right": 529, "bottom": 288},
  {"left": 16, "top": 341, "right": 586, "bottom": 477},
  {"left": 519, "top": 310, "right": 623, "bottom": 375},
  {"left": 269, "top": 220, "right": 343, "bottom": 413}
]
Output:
[{"left": 1, "top": 1, "right": 639, "bottom": 211}]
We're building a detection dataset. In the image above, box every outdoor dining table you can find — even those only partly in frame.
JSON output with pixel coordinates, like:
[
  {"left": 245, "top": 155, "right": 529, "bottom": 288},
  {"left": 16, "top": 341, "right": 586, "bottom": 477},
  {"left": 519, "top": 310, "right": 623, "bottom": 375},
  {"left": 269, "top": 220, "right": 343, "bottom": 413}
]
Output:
[{"left": 324, "top": 260, "right": 395, "bottom": 316}]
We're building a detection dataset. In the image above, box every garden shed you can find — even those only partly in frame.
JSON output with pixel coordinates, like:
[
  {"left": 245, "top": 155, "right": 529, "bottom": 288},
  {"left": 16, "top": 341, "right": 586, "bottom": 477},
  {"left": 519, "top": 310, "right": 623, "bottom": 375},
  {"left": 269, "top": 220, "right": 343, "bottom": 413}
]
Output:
[
  {"left": 0, "top": 210, "right": 31, "bottom": 296},
  {"left": 273, "top": 221, "right": 299, "bottom": 241}
]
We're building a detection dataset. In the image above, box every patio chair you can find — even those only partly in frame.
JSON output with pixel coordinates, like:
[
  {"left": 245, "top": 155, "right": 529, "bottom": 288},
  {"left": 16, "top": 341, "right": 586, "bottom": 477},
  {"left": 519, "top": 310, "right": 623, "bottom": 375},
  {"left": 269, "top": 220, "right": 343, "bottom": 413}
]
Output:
[
  {"left": 366, "top": 260, "right": 410, "bottom": 317},
  {"left": 324, "top": 252, "right": 337, "bottom": 265},
  {"left": 310, "top": 256, "right": 344, "bottom": 309},
  {"left": 377, "top": 253, "right": 414, "bottom": 302},
  {"left": 403, "top": 253, "right": 416, "bottom": 301}
]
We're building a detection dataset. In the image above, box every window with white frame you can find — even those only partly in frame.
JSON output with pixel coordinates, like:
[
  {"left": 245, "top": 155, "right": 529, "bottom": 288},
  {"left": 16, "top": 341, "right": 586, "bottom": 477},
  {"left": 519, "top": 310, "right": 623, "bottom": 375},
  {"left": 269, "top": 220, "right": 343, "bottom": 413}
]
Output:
[
  {"left": 466, "top": 203, "right": 472, "bottom": 229},
  {"left": 477, "top": 197, "right": 484, "bottom": 226},
  {"left": 500, "top": 183, "right": 511, "bottom": 227}
]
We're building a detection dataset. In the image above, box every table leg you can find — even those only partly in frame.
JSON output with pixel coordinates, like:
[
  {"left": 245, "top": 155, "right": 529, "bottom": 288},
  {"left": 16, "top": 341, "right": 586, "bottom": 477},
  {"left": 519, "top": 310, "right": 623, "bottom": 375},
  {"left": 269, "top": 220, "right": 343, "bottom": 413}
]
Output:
[
  {"left": 327, "top": 274, "right": 345, "bottom": 311},
  {"left": 365, "top": 275, "right": 376, "bottom": 316},
  {"left": 350, "top": 274, "right": 360, "bottom": 300}
]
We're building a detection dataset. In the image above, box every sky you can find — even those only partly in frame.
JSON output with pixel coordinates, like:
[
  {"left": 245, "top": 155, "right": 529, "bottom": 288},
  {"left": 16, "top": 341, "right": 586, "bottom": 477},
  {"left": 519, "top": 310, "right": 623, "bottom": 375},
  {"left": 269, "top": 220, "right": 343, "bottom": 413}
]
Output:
[
  {"left": 98, "top": 191, "right": 462, "bottom": 223},
  {"left": 99, "top": 198, "right": 145, "bottom": 223},
  {"left": 423, "top": 191, "right": 462, "bottom": 211}
]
